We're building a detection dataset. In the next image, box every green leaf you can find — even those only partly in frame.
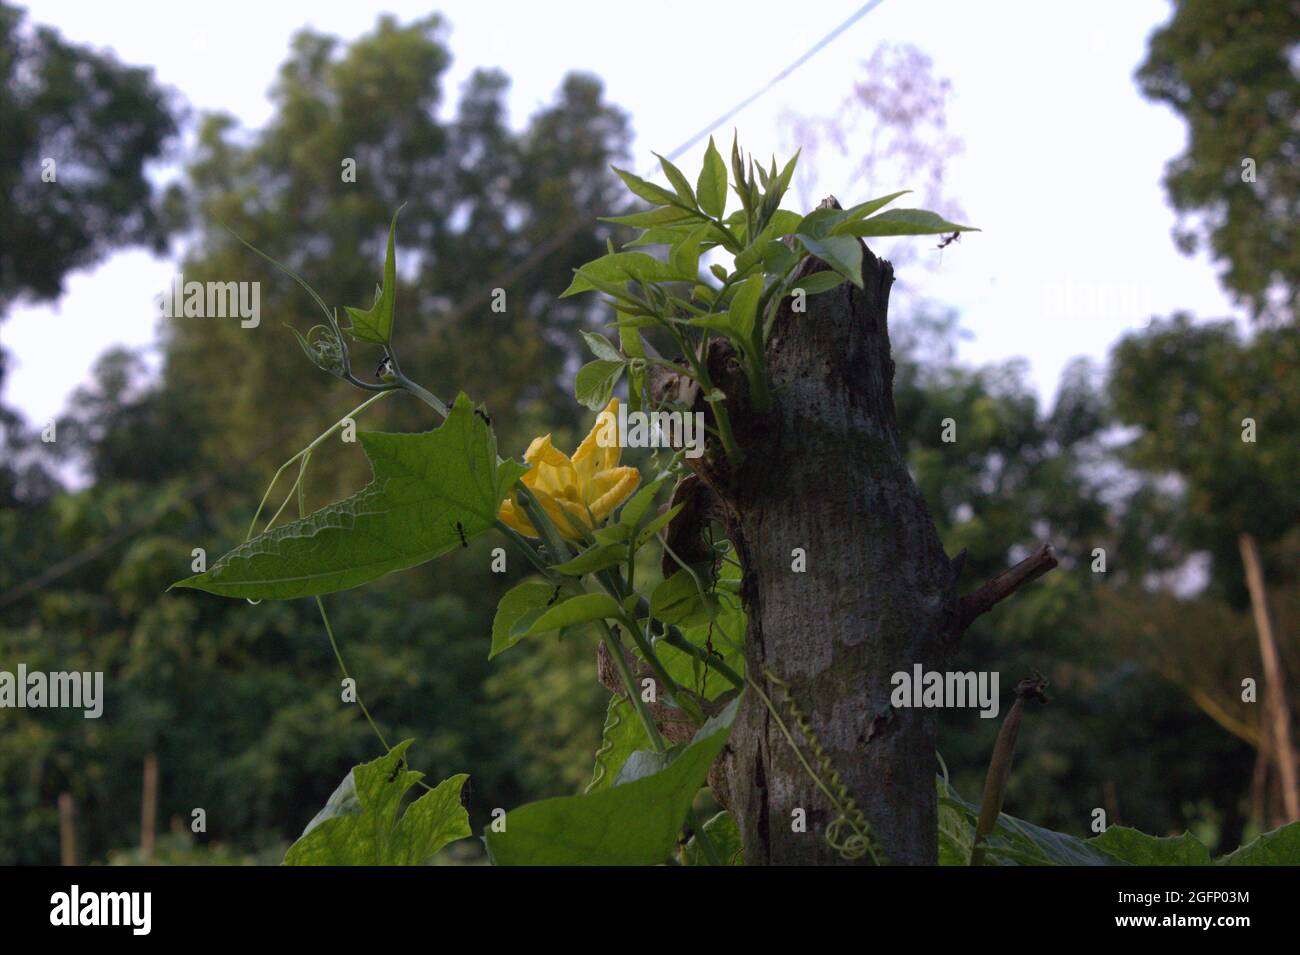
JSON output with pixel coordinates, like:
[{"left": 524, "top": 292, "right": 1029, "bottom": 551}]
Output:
[
  {"left": 1215, "top": 821, "right": 1300, "bottom": 865},
  {"left": 343, "top": 206, "right": 402, "bottom": 344},
  {"left": 665, "top": 588, "right": 746, "bottom": 700},
  {"left": 1092, "top": 827, "right": 1211, "bottom": 865},
  {"left": 586, "top": 696, "right": 652, "bottom": 793},
  {"left": 697, "top": 136, "right": 728, "bottom": 218},
  {"left": 771, "top": 152, "right": 799, "bottom": 204},
  {"left": 616, "top": 313, "right": 648, "bottom": 414},
  {"left": 581, "top": 330, "right": 623, "bottom": 362},
  {"left": 612, "top": 166, "right": 682, "bottom": 208},
  {"left": 765, "top": 209, "right": 803, "bottom": 238},
  {"left": 561, "top": 251, "right": 695, "bottom": 298},
  {"left": 625, "top": 222, "right": 703, "bottom": 249},
  {"left": 728, "top": 273, "right": 764, "bottom": 342},
  {"left": 761, "top": 240, "right": 798, "bottom": 276},
  {"left": 650, "top": 568, "right": 714, "bottom": 626},
  {"left": 617, "top": 476, "right": 668, "bottom": 530},
  {"left": 575, "top": 359, "right": 625, "bottom": 410},
  {"left": 840, "top": 208, "right": 978, "bottom": 238},
  {"left": 601, "top": 206, "right": 698, "bottom": 228},
  {"left": 791, "top": 271, "right": 847, "bottom": 297},
  {"left": 490, "top": 581, "right": 559, "bottom": 659},
  {"left": 613, "top": 748, "right": 674, "bottom": 786},
  {"left": 689, "top": 274, "right": 762, "bottom": 352},
  {"left": 668, "top": 223, "right": 710, "bottom": 281},
  {"left": 937, "top": 776, "right": 1122, "bottom": 865},
  {"left": 550, "top": 542, "right": 628, "bottom": 577},
  {"left": 633, "top": 501, "right": 683, "bottom": 549},
  {"left": 828, "top": 190, "right": 911, "bottom": 234},
  {"left": 172, "top": 394, "right": 526, "bottom": 600},
  {"left": 283, "top": 741, "right": 469, "bottom": 865},
  {"left": 685, "top": 810, "right": 744, "bottom": 865},
  {"left": 688, "top": 312, "right": 743, "bottom": 347},
  {"left": 794, "top": 205, "right": 846, "bottom": 240},
  {"left": 514, "top": 593, "right": 622, "bottom": 638},
  {"left": 796, "top": 233, "right": 863, "bottom": 288},
  {"left": 732, "top": 210, "right": 802, "bottom": 272},
  {"left": 654, "top": 152, "right": 697, "bottom": 209},
  {"left": 485, "top": 696, "right": 741, "bottom": 865}
]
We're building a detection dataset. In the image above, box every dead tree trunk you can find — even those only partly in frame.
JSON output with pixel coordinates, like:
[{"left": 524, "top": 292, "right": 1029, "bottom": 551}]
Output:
[{"left": 656, "top": 211, "right": 1055, "bottom": 864}]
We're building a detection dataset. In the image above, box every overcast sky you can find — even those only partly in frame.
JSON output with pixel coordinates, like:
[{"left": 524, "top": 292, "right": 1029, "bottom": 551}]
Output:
[{"left": 4, "top": 0, "right": 1239, "bottom": 427}]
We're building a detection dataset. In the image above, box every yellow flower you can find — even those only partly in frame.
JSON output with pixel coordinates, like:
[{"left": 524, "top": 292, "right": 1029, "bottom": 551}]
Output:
[{"left": 499, "top": 398, "right": 640, "bottom": 541}]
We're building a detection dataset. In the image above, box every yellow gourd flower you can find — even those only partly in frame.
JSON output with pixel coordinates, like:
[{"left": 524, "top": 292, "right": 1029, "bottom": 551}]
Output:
[{"left": 499, "top": 398, "right": 640, "bottom": 541}]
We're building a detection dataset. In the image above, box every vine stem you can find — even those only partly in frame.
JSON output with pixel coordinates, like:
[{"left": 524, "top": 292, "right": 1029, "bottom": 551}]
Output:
[
  {"left": 663, "top": 320, "right": 745, "bottom": 469},
  {"left": 597, "top": 619, "right": 722, "bottom": 865},
  {"left": 599, "top": 619, "right": 665, "bottom": 753},
  {"left": 244, "top": 389, "right": 432, "bottom": 786},
  {"left": 749, "top": 671, "right": 884, "bottom": 864},
  {"left": 315, "top": 595, "right": 391, "bottom": 752},
  {"left": 246, "top": 390, "right": 393, "bottom": 539}
]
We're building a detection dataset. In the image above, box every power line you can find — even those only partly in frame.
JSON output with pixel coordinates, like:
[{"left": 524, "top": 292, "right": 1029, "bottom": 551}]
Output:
[
  {"left": 424, "top": 1, "right": 888, "bottom": 333},
  {"left": 0, "top": 1, "right": 887, "bottom": 610},
  {"left": 664, "top": 0, "right": 887, "bottom": 165}
]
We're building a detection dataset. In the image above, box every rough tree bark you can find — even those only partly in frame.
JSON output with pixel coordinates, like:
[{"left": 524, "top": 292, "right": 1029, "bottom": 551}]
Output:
[{"left": 650, "top": 203, "right": 1056, "bottom": 864}]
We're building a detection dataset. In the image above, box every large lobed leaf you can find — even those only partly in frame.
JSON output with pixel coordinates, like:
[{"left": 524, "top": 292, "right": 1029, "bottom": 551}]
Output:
[
  {"left": 939, "top": 774, "right": 1300, "bottom": 865},
  {"left": 284, "top": 740, "right": 470, "bottom": 865},
  {"left": 485, "top": 696, "right": 741, "bottom": 865},
  {"left": 586, "top": 695, "right": 652, "bottom": 794},
  {"left": 172, "top": 393, "right": 527, "bottom": 600},
  {"left": 1215, "top": 822, "right": 1300, "bottom": 865}
]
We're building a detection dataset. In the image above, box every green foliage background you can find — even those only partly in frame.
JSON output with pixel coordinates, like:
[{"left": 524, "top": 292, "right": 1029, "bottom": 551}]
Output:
[{"left": 0, "top": 3, "right": 1296, "bottom": 864}]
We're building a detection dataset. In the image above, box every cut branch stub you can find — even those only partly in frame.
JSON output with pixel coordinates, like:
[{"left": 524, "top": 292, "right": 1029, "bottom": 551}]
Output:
[{"left": 957, "top": 543, "right": 1058, "bottom": 633}]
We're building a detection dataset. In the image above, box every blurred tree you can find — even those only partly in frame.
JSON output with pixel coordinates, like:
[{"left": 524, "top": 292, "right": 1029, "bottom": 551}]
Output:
[
  {"left": 1137, "top": 0, "right": 1299, "bottom": 323},
  {"left": 1110, "top": 315, "right": 1300, "bottom": 825},
  {"left": 0, "top": 0, "right": 178, "bottom": 311},
  {"left": 0, "top": 13, "right": 632, "bottom": 863},
  {"left": 167, "top": 15, "right": 630, "bottom": 500},
  {"left": 1111, "top": 316, "right": 1298, "bottom": 586}
]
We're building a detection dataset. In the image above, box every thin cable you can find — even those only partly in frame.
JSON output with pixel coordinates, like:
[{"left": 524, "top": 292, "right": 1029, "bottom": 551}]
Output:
[
  {"left": 663, "top": 0, "right": 887, "bottom": 164},
  {"left": 421, "top": 0, "right": 888, "bottom": 334}
]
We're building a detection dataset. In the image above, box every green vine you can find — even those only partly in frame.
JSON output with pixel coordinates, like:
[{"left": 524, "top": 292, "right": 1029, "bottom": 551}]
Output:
[{"left": 752, "top": 669, "right": 886, "bottom": 864}]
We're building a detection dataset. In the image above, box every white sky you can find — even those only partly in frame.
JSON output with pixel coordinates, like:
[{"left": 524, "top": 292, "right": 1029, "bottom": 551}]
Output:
[{"left": 4, "top": 0, "right": 1239, "bottom": 427}]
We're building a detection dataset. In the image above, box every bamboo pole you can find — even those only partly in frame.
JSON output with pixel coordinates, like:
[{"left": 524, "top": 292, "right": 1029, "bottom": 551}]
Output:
[
  {"left": 141, "top": 752, "right": 158, "bottom": 863},
  {"left": 1239, "top": 533, "right": 1299, "bottom": 822},
  {"left": 58, "top": 792, "right": 77, "bottom": 866}
]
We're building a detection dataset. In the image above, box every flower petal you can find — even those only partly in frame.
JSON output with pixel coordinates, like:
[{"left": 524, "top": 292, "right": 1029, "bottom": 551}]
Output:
[
  {"left": 574, "top": 398, "right": 622, "bottom": 478},
  {"left": 498, "top": 497, "right": 537, "bottom": 538},
  {"left": 587, "top": 466, "right": 641, "bottom": 519}
]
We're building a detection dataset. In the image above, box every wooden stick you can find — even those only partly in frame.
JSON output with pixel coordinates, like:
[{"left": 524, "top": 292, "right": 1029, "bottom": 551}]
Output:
[
  {"left": 58, "top": 792, "right": 77, "bottom": 867},
  {"left": 1239, "top": 533, "right": 1299, "bottom": 822},
  {"left": 141, "top": 752, "right": 158, "bottom": 864}
]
